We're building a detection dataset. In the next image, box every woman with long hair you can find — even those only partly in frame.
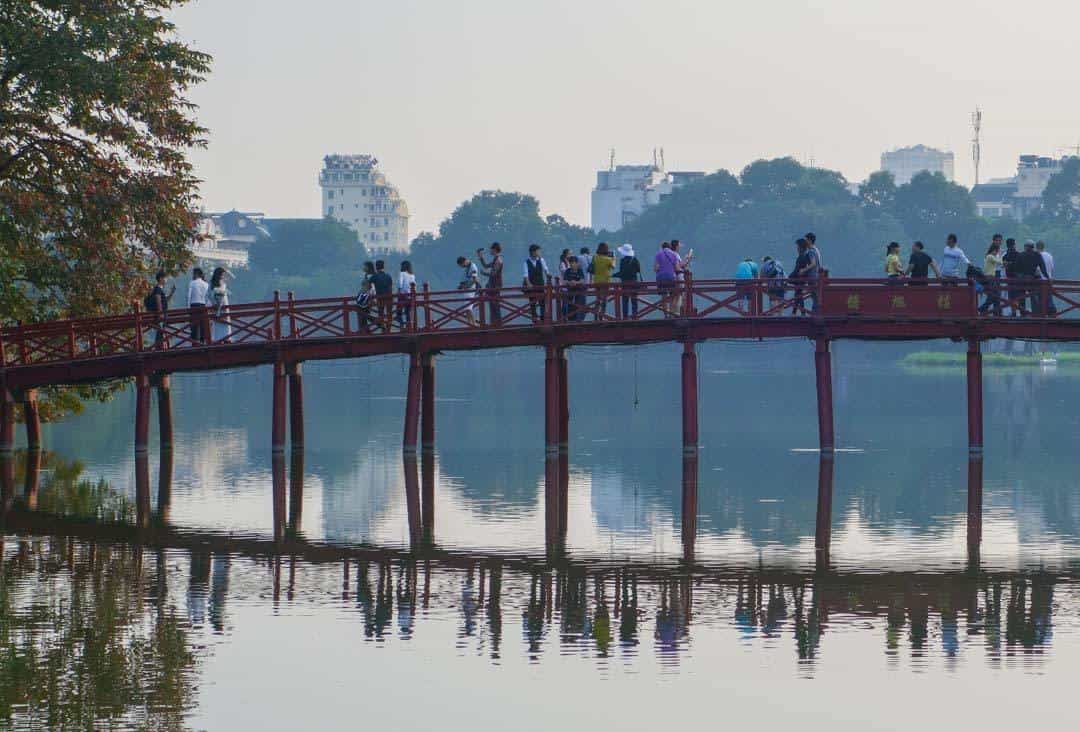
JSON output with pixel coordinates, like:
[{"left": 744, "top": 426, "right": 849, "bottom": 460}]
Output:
[
  {"left": 396, "top": 260, "right": 416, "bottom": 328},
  {"left": 591, "top": 242, "right": 616, "bottom": 319},
  {"left": 208, "top": 267, "right": 233, "bottom": 343}
]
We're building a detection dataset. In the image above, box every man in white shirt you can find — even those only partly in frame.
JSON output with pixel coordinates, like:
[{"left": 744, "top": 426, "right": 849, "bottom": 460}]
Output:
[
  {"left": 187, "top": 268, "right": 209, "bottom": 344},
  {"left": 1037, "top": 240, "right": 1056, "bottom": 315},
  {"left": 940, "top": 234, "right": 970, "bottom": 280}
]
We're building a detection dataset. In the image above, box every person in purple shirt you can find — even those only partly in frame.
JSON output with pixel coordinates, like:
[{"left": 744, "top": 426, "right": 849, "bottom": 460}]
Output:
[{"left": 654, "top": 241, "right": 680, "bottom": 316}]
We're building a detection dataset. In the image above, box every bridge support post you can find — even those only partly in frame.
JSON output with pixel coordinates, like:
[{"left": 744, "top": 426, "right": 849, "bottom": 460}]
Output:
[
  {"left": 158, "top": 447, "right": 173, "bottom": 524},
  {"left": 681, "top": 341, "right": 698, "bottom": 453},
  {"left": 558, "top": 348, "right": 569, "bottom": 452},
  {"left": 421, "top": 450, "right": 435, "bottom": 543},
  {"left": 154, "top": 376, "right": 173, "bottom": 451},
  {"left": 814, "top": 336, "right": 834, "bottom": 453},
  {"left": 288, "top": 362, "right": 304, "bottom": 452},
  {"left": 966, "top": 339, "right": 983, "bottom": 454},
  {"left": 0, "top": 386, "right": 14, "bottom": 454},
  {"left": 545, "top": 345, "right": 561, "bottom": 453},
  {"left": 135, "top": 452, "right": 151, "bottom": 528},
  {"left": 815, "top": 455, "right": 835, "bottom": 559},
  {"left": 289, "top": 448, "right": 304, "bottom": 531},
  {"left": 23, "top": 390, "right": 40, "bottom": 451},
  {"left": 272, "top": 452, "right": 286, "bottom": 542},
  {"left": 404, "top": 353, "right": 422, "bottom": 452},
  {"left": 404, "top": 455, "right": 422, "bottom": 548},
  {"left": 135, "top": 374, "right": 151, "bottom": 454},
  {"left": 967, "top": 455, "right": 983, "bottom": 551},
  {"left": 681, "top": 453, "right": 699, "bottom": 562},
  {"left": 421, "top": 353, "right": 436, "bottom": 451},
  {"left": 271, "top": 361, "right": 287, "bottom": 454}
]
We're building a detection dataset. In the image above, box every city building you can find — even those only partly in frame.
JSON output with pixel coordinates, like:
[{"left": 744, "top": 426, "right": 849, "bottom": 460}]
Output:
[
  {"left": 590, "top": 152, "right": 705, "bottom": 232},
  {"left": 190, "top": 210, "right": 269, "bottom": 270},
  {"left": 972, "top": 154, "right": 1074, "bottom": 219},
  {"left": 880, "top": 145, "right": 955, "bottom": 185},
  {"left": 319, "top": 154, "right": 410, "bottom": 251}
]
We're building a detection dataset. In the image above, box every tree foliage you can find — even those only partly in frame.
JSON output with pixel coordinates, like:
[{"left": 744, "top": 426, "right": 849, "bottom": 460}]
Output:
[
  {"left": 0, "top": 0, "right": 210, "bottom": 325},
  {"left": 1040, "top": 157, "right": 1080, "bottom": 226}
]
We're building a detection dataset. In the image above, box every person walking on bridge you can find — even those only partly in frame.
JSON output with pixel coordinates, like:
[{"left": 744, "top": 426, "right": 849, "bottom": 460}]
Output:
[
  {"left": 735, "top": 257, "right": 760, "bottom": 312},
  {"left": 654, "top": 242, "right": 680, "bottom": 316},
  {"left": 523, "top": 244, "right": 551, "bottom": 322},
  {"left": 1037, "top": 240, "right": 1056, "bottom": 315},
  {"left": 455, "top": 256, "right": 479, "bottom": 326},
  {"left": 885, "top": 243, "right": 905, "bottom": 280},
  {"left": 396, "top": 260, "right": 416, "bottom": 328},
  {"left": 591, "top": 242, "right": 616, "bottom": 319},
  {"left": 477, "top": 242, "right": 504, "bottom": 325},
  {"left": 187, "top": 267, "right": 209, "bottom": 345},
  {"left": 145, "top": 270, "right": 174, "bottom": 349},
  {"left": 940, "top": 234, "right": 970, "bottom": 283},
  {"left": 371, "top": 260, "right": 395, "bottom": 332},
  {"left": 906, "top": 241, "right": 940, "bottom": 283},
  {"left": 613, "top": 243, "right": 642, "bottom": 318},
  {"left": 800, "top": 233, "right": 822, "bottom": 312},
  {"left": 1016, "top": 241, "right": 1049, "bottom": 315},
  {"left": 208, "top": 267, "right": 233, "bottom": 343}
]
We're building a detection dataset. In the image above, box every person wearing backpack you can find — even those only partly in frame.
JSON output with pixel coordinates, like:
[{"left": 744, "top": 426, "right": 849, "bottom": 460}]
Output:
[
  {"left": 355, "top": 261, "right": 376, "bottom": 333},
  {"left": 614, "top": 243, "right": 642, "bottom": 318},
  {"left": 761, "top": 256, "right": 786, "bottom": 312},
  {"left": 145, "top": 270, "right": 175, "bottom": 349}
]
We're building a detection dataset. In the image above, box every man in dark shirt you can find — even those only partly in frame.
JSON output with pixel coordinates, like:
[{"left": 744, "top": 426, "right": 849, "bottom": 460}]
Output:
[
  {"left": 1015, "top": 241, "right": 1049, "bottom": 315},
  {"left": 905, "top": 241, "right": 940, "bottom": 282},
  {"left": 146, "top": 270, "right": 175, "bottom": 349},
  {"left": 371, "top": 260, "right": 395, "bottom": 331}
]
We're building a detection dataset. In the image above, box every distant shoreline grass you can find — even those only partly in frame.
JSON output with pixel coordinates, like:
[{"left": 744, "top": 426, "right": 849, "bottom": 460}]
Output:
[{"left": 900, "top": 351, "right": 1080, "bottom": 367}]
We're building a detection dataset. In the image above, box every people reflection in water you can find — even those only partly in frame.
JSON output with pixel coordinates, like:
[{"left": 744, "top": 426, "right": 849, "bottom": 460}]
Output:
[
  {"left": 459, "top": 565, "right": 479, "bottom": 642},
  {"left": 593, "top": 577, "right": 612, "bottom": 657},
  {"left": 187, "top": 548, "right": 212, "bottom": 627},
  {"left": 487, "top": 564, "right": 503, "bottom": 660},
  {"left": 209, "top": 554, "right": 231, "bottom": 633},
  {"left": 559, "top": 570, "right": 589, "bottom": 644},
  {"left": 618, "top": 572, "right": 640, "bottom": 651},
  {"left": 522, "top": 572, "right": 548, "bottom": 659},
  {"left": 396, "top": 561, "right": 417, "bottom": 640}
]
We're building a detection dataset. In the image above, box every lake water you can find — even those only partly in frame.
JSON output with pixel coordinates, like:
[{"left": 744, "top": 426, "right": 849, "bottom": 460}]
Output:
[{"left": 3, "top": 340, "right": 1080, "bottom": 730}]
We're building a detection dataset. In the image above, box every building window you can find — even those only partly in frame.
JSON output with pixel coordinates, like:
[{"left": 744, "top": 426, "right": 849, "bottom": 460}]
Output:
[
  {"left": 362, "top": 188, "right": 367, "bottom": 197},
  {"left": 327, "top": 208, "right": 334, "bottom": 217},
  {"left": 383, "top": 217, "right": 388, "bottom": 226},
  {"left": 383, "top": 232, "right": 388, "bottom": 241},
  {"left": 327, "top": 190, "right": 334, "bottom": 200}
]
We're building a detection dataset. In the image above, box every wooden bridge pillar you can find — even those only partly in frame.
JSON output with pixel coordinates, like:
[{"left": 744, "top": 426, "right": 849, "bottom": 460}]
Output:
[
  {"left": 272, "top": 452, "right": 286, "bottom": 542},
  {"left": 0, "top": 386, "right": 14, "bottom": 454},
  {"left": 558, "top": 349, "right": 569, "bottom": 452},
  {"left": 967, "top": 339, "right": 983, "bottom": 454},
  {"left": 403, "top": 353, "right": 422, "bottom": 452},
  {"left": 544, "top": 345, "right": 562, "bottom": 453},
  {"left": 967, "top": 455, "right": 983, "bottom": 551},
  {"left": 544, "top": 454, "right": 562, "bottom": 553},
  {"left": 404, "top": 455, "right": 422, "bottom": 548},
  {"left": 135, "top": 452, "right": 151, "bottom": 529},
  {"left": 421, "top": 450, "right": 435, "bottom": 543},
  {"left": 681, "top": 453, "right": 699, "bottom": 562},
  {"left": 23, "top": 447, "right": 41, "bottom": 510},
  {"left": 814, "top": 336, "right": 835, "bottom": 453},
  {"left": 681, "top": 341, "right": 698, "bottom": 453},
  {"left": 23, "top": 390, "right": 40, "bottom": 451},
  {"left": 271, "top": 361, "right": 287, "bottom": 454},
  {"left": 421, "top": 353, "right": 436, "bottom": 452},
  {"left": 134, "top": 373, "right": 151, "bottom": 454},
  {"left": 815, "top": 455, "right": 835, "bottom": 558},
  {"left": 288, "top": 362, "right": 304, "bottom": 451},
  {"left": 558, "top": 449, "right": 569, "bottom": 537},
  {"left": 158, "top": 446, "right": 173, "bottom": 524},
  {"left": 154, "top": 376, "right": 173, "bottom": 451}
]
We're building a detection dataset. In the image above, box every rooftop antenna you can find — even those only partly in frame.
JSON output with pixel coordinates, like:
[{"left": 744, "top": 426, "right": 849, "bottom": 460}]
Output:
[
  {"left": 609, "top": 148, "right": 615, "bottom": 171},
  {"left": 660, "top": 147, "right": 666, "bottom": 171},
  {"left": 652, "top": 148, "right": 658, "bottom": 170},
  {"left": 972, "top": 107, "right": 982, "bottom": 185}
]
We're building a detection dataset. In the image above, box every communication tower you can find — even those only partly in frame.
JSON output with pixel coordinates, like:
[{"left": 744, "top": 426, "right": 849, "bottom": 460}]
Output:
[{"left": 971, "top": 108, "right": 982, "bottom": 185}]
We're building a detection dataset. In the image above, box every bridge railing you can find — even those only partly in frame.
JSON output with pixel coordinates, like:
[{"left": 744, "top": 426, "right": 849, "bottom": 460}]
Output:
[{"left": 2, "top": 276, "right": 1079, "bottom": 368}]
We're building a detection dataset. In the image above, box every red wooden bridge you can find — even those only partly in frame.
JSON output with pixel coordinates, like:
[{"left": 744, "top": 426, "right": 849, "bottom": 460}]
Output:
[{"left": 2, "top": 274, "right": 1077, "bottom": 556}]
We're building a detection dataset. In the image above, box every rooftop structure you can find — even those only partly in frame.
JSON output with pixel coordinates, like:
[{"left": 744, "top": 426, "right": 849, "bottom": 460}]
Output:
[
  {"left": 972, "top": 154, "right": 1074, "bottom": 219},
  {"left": 189, "top": 210, "right": 269, "bottom": 270},
  {"left": 590, "top": 151, "right": 704, "bottom": 232},
  {"left": 880, "top": 145, "right": 955, "bottom": 185},
  {"left": 319, "top": 154, "right": 410, "bottom": 252}
]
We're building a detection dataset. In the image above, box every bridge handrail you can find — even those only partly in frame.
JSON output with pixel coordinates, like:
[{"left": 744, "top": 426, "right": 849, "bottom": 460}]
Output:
[{"left": 1, "top": 277, "right": 1077, "bottom": 369}]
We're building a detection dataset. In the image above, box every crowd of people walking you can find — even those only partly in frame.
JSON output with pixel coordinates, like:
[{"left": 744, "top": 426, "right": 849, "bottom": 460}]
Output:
[{"left": 146, "top": 231, "right": 1062, "bottom": 347}]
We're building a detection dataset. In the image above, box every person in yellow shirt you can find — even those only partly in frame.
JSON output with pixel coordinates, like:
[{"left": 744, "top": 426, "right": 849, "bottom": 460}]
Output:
[
  {"left": 885, "top": 242, "right": 904, "bottom": 279},
  {"left": 591, "top": 241, "right": 616, "bottom": 319}
]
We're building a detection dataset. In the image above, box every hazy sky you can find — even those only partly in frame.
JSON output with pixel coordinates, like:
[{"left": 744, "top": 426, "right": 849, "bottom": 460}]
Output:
[{"left": 174, "top": 0, "right": 1080, "bottom": 234}]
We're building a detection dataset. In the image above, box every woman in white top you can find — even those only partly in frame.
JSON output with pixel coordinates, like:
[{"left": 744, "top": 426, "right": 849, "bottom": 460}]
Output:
[
  {"left": 396, "top": 260, "right": 416, "bottom": 328},
  {"left": 208, "top": 267, "right": 232, "bottom": 343}
]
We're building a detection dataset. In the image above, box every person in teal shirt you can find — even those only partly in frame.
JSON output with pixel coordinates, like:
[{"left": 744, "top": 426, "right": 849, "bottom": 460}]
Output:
[{"left": 735, "top": 257, "right": 760, "bottom": 310}]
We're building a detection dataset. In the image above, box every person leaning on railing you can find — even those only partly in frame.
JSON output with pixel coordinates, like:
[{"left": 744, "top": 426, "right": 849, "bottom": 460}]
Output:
[{"left": 144, "top": 270, "right": 175, "bottom": 349}]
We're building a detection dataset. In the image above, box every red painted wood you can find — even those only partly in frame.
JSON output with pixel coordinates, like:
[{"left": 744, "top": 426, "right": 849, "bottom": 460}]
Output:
[
  {"left": 271, "top": 361, "right": 287, "bottom": 453},
  {"left": 544, "top": 346, "right": 560, "bottom": 452},
  {"left": 814, "top": 337, "right": 834, "bottom": 453},
  {"left": 156, "top": 375, "right": 173, "bottom": 450},
  {"left": 403, "top": 353, "right": 422, "bottom": 451},
  {"left": 967, "top": 456, "right": 983, "bottom": 549},
  {"left": 288, "top": 362, "right": 304, "bottom": 450},
  {"left": 421, "top": 353, "right": 435, "bottom": 451},
  {"left": 23, "top": 390, "right": 40, "bottom": 451},
  {"left": 134, "top": 374, "right": 151, "bottom": 453},
  {"left": 815, "top": 456, "right": 835, "bottom": 554},
  {"left": 681, "top": 341, "right": 698, "bottom": 452},
  {"left": 557, "top": 348, "right": 569, "bottom": 450},
  {"left": 0, "top": 387, "right": 14, "bottom": 453},
  {"left": 967, "top": 339, "right": 983, "bottom": 452}
]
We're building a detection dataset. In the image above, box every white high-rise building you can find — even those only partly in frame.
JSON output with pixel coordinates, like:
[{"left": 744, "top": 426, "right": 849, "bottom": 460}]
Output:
[
  {"left": 319, "top": 154, "right": 410, "bottom": 251},
  {"left": 880, "top": 145, "right": 955, "bottom": 185},
  {"left": 590, "top": 152, "right": 704, "bottom": 232}
]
